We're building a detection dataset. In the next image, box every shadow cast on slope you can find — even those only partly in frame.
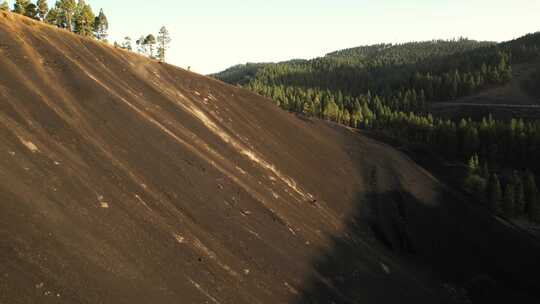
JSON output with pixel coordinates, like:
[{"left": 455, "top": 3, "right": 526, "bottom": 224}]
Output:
[{"left": 294, "top": 171, "right": 540, "bottom": 304}]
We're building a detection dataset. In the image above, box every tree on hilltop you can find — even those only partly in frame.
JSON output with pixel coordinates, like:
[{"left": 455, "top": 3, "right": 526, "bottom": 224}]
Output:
[
  {"left": 36, "top": 0, "right": 48, "bottom": 20},
  {"left": 57, "top": 0, "right": 77, "bottom": 31},
  {"left": 122, "top": 36, "right": 132, "bottom": 51},
  {"left": 73, "top": 0, "right": 95, "bottom": 36},
  {"left": 24, "top": 3, "right": 38, "bottom": 19},
  {"left": 13, "top": 0, "right": 30, "bottom": 14},
  {"left": 136, "top": 36, "right": 146, "bottom": 54},
  {"left": 144, "top": 34, "right": 156, "bottom": 58},
  {"left": 93, "top": 8, "right": 108, "bottom": 41},
  {"left": 157, "top": 26, "right": 171, "bottom": 62},
  {"left": 45, "top": 6, "right": 61, "bottom": 26},
  {"left": 0, "top": 1, "right": 9, "bottom": 11}
]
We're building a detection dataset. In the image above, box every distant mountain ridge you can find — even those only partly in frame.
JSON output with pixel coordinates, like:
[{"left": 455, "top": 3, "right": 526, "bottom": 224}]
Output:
[
  {"left": 213, "top": 32, "right": 539, "bottom": 118},
  {"left": 213, "top": 38, "right": 495, "bottom": 84}
]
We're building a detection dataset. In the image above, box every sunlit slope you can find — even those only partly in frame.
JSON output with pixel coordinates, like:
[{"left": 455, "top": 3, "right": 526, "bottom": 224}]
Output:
[{"left": 1, "top": 12, "right": 539, "bottom": 304}]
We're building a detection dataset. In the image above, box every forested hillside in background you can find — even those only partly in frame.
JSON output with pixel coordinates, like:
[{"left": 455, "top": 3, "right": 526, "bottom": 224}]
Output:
[{"left": 214, "top": 34, "right": 540, "bottom": 223}]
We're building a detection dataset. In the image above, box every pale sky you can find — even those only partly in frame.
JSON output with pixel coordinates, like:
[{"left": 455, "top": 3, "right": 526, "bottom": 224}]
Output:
[{"left": 8, "top": 0, "right": 540, "bottom": 74}]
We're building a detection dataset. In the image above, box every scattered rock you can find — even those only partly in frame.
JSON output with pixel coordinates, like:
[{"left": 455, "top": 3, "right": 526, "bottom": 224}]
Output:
[
  {"left": 19, "top": 138, "right": 39, "bottom": 153},
  {"left": 284, "top": 282, "right": 299, "bottom": 295},
  {"left": 97, "top": 195, "right": 109, "bottom": 208},
  {"left": 174, "top": 233, "right": 185, "bottom": 244},
  {"left": 381, "top": 262, "right": 390, "bottom": 274}
]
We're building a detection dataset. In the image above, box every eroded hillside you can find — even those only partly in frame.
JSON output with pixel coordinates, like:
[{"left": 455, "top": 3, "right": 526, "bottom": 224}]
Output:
[{"left": 1, "top": 12, "right": 539, "bottom": 304}]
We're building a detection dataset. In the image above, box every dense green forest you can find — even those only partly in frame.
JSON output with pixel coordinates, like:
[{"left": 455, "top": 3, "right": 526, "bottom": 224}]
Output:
[{"left": 215, "top": 34, "right": 540, "bottom": 223}]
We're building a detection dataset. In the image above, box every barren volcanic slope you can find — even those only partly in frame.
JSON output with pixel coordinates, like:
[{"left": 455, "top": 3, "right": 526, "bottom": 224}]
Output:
[{"left": 1, "top": 13, "right": 539, "bottom": 304}]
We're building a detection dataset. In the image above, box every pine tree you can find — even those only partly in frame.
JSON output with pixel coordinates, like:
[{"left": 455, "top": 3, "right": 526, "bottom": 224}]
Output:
[
  {"left": 36, "top": 0, "right": 48, "bottom": 20},
  {"left": 342, "top": 110, "right": 351, "bottom": 126},
  {"left": 57, "top": 0, "right": 76, "bottom": 31},
  {"left": 24, "top": 3, "right": 38, "bottom": 19},
  {"left": 323, "top": 100, "right": 340, "bottom": 122},
  {"left": 0, "top": 1, "right": 9, "bottom": 11},
  {"left": 13, "top": 0, "right": 30, "bottom": 14},
  {"left": 450, "top": 78, "right": 458, "bottom": 100},
  {"left": 487, "top": 173, "right": 503, "bottom": 213},
  {"left": 157, "top": 26, "right": 171, "bottom": 62},
  {"left": 479, "top": 162, "right": 489, "bottom": 179},
  {"left": 144, "top": 34, "right": 156, "bottom": 58},
  {"left": 467, "top": 154, "right": 480, "bottom": 175},
  {"left": 464, "top": 174, "right": 486, "bottom": 203},
  {"left": 513, "top": 171, "right": 525, "bottom": 216},
  {"left": 121, "top": 36, "right": 132, "bottom": 51},
  {"left": 302, "top": 101, "right": 314, "bottom": 117},
  {"left": 93, "top": 8, "right": 108, "bottom": 41},
  {"left": 136, "top": 36, "right": 145, "bottom": 54},
  {"left": 523, "top": 172, "right": 539, "bottom": 221},
  {"left": 73, "top": 1, "right": 94, "bottom": 36},
  {"left": 504, "top": 183, "right": 515, "bottom": 217},
  {"left": 45, "top": 7, "right": 60, "bottom": 25}
]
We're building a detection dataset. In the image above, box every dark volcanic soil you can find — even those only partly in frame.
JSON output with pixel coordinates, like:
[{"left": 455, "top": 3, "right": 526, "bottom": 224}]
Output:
[{"left": 1, "top": 12, "right": 539, "bottom": 304}]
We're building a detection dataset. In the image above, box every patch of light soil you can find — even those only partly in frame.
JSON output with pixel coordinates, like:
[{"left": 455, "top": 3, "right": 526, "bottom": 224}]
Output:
[{"left": 18, "top": 137, "right": 39, "bottom": 153}]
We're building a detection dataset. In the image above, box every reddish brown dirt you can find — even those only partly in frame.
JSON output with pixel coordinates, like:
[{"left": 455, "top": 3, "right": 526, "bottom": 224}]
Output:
[{"left": 1, "top": 12, "right": 539, "bottom": 304}]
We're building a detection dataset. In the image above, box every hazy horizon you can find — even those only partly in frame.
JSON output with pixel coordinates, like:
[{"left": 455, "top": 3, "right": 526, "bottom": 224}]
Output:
[{"left": 6, "top": 0, "right": 540, "bottom": 74}]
